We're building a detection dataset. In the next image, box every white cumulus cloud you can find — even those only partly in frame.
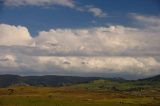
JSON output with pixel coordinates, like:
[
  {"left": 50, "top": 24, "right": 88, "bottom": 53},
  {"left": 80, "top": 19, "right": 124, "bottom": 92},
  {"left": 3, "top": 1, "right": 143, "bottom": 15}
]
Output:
[
  {"left": 34, "top": 25, "right": 160, "bottom": 56},
  {"left": 0, "top": 24, "right": 32, "bottom": 46},
  {"left": 0, "top": 14, "right": 160, "bottom": 79}
]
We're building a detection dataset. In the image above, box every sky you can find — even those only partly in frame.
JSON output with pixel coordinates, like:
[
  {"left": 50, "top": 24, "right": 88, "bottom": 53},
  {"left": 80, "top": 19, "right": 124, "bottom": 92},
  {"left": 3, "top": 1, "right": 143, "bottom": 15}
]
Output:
[{"left": 0, "top": 0, "right": 160, "bottom": 79}]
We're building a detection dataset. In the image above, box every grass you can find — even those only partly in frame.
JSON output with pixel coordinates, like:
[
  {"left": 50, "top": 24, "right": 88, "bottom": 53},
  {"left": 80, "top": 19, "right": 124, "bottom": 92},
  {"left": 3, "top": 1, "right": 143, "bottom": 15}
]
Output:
[
  {"left": 0, "top": 85, "right": 160, "bottom": 106},
  {"left": 72, "top": 80, "right": 158, "bottom": 91}
]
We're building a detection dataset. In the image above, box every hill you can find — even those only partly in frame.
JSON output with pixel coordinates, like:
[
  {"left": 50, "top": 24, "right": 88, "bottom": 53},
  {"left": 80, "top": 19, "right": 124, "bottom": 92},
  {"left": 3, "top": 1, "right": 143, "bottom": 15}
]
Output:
[
  {"left": 139, "top": 75, "right": 160, "bottom": 82},
  {"left": 0, "top": 74, "right": 160, "bottom": 106},
  {"left": 0, "top": 74, "right": 160, "bottom": 89},
  {"left": 72, "top": 75, "right": 160, "bottom": 91},
  {"left": 0, "top": 74, "right": 104, "bottom": 87}
]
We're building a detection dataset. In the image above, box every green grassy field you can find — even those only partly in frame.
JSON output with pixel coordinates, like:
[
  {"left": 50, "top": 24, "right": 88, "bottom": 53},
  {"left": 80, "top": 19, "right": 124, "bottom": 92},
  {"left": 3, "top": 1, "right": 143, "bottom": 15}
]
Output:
[{"left": 0, "top": 85, "right": 160, "bottom": 106}]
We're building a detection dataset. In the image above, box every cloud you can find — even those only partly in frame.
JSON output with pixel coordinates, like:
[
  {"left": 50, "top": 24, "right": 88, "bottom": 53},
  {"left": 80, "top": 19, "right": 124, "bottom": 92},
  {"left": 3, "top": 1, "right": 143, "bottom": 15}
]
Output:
[
  {"left": 34, "top": 25, "right": 160, "bottom": 57},
  {"left": 4, "top": 0, "right": 75, "bottom": 8},
  {"left": 3, "top": 0, "right": 107, "bottom": 18},
  {"left": 130, "top": 13, "right": 160, "bottom": 31},
  {"left": 87, "top": 7, "right": 107, "bottom": 17},
  {"left": 36, "top": 56, "right": 160, "bottom": 77},
  {"left": 0, "top": 14, "right": 160, "bottom": 79},
  {"left": 0, "top": 54, "right": 18, "bottom": 68},
  {"left": 131, "top": 13, "right": 160, "bottom": 25},
  {"left": 76, "top": 5, "right": 107, "bottom": 18},
  {"left": 0, "top": 49, "right": 159, "bottom": 79},
  {"left": 0, "top": 24, "right": 33, "bottom": 46}
]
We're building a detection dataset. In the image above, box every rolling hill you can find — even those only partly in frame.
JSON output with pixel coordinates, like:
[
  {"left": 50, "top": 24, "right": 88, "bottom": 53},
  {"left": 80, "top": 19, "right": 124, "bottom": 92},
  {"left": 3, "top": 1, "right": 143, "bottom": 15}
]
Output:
[
  {"left": 0, "top": 74, "right": 160, "bottom": 89},
  {"left": 0, "top": 74, "right": 104, "bottom": 87}
]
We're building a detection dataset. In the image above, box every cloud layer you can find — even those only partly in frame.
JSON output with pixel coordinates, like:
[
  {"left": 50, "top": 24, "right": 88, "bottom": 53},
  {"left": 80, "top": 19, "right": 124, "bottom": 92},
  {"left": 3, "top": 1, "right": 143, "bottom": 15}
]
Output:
[
  {"left": 4, "top": 0, "right": 75, "bottom": 8},
  {"left": 0, "top": 14, "right": 160, "bottom": 79},
  {"left": 3, "top": 0, "right": 107, "bottom": 18}
]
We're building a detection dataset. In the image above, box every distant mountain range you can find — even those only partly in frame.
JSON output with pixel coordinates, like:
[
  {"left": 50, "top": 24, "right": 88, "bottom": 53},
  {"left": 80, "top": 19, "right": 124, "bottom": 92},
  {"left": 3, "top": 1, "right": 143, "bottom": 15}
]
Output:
[
  {"left": 0, "top": 74, "right": 159, "bottom": 88},
  {"left": 139, "top": 75, "right": 160, "bottom": 82},
  {"left": 0, "top": 74, "right": 105, "bottom": 87}
]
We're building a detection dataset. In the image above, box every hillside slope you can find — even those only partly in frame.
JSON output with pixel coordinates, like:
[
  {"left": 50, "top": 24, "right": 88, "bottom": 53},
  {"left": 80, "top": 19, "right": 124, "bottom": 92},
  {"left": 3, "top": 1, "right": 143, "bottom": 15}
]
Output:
[
  {"left": 0, "top": 74, "right": 103, "bottom": 87},
  {"left": 0, "top": 74, "right": 160, "bottom": 89}
]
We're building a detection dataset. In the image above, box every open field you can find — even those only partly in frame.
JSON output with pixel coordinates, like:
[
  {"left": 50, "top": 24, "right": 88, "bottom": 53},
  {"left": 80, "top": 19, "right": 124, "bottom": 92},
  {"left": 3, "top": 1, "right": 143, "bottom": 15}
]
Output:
[{"left": 0, "top": 86, "right": 160, "bottom": 106}]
